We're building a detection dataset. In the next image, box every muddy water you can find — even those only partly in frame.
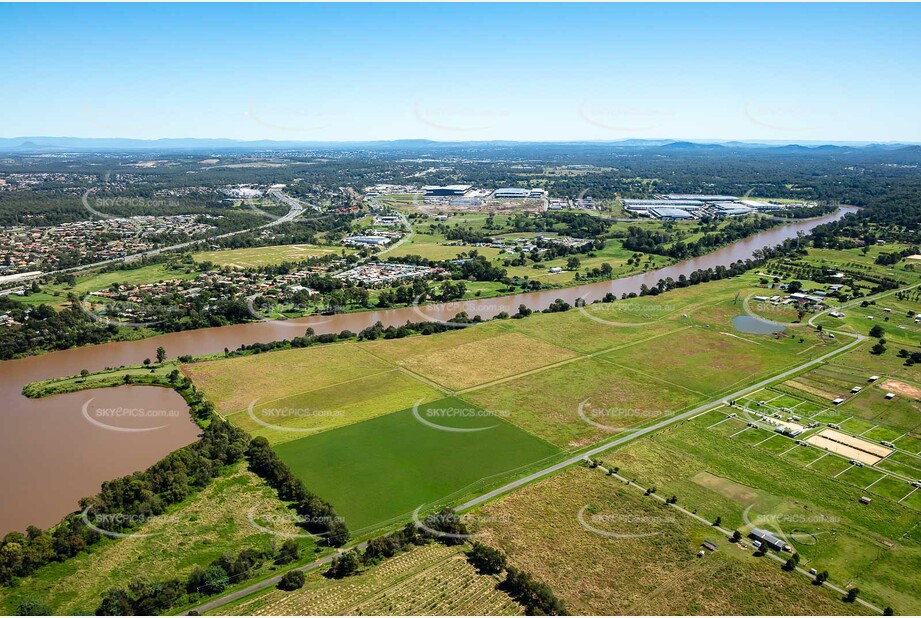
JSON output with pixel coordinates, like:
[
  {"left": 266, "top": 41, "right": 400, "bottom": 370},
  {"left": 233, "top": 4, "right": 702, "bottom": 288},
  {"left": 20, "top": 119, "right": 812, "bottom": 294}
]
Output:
[{"left": 0, "top": 207, "right": 854, "bottom": 534}]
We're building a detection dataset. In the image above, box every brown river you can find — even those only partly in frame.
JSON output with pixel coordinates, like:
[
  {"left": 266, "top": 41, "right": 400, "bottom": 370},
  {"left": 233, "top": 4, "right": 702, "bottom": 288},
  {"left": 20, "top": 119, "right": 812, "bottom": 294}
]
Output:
[{"left": 0, "top": 207, "right": 854, "bottom": 534}]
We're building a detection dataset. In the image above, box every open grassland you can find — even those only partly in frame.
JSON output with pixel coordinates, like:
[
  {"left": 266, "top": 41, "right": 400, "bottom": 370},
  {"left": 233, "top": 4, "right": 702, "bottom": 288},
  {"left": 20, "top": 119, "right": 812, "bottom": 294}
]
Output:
[
  {"left": 228, "top": 369, "right": 445, "bottom": 445},
  {"left": 182, "top": 344, "right": 397, "bottom": 414},
  {"left": 504, "top": 303, "right": 681, "bottom": 354},
  {"left": 807, "top": 244, "right": 921, "bottom": 278},
  {"left": 273, "top": 397, "right": 560, "bottom": 535},
  {"left": 0, "top": 465, "right": 310, "bottom": 616},
  {"left": 606, "top": 410, "right": 921, "bottom": 614},
  {"left": 385, "top": 230, "right": 503, "bottom": 262},
  {"left": 364, "top": 330, "right": 579, "bottom": 391},
  {"left": 468, "top": 467, "right": 862, "bottom": 615},
  {"left": 216, "top": 543, "right": 521, "bottom": 616},
  {"left": 774, "top": 344, "right": 921, "bottom": 434},
  {"left": 191, "top": 244, "right": 351, "bottom": 268},
  {"left": 465, "top": 357, "right": 700, "bottom": 449},
  {"left": 601, "top": 303, "right": 839, "bottom": 398}
]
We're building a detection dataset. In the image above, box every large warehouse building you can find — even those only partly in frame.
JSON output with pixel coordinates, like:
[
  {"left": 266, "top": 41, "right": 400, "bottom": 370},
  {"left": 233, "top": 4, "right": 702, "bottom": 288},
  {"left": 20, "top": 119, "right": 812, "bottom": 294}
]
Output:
[{"left": 423, "top": 185, "right": 472, "bottom": 196}]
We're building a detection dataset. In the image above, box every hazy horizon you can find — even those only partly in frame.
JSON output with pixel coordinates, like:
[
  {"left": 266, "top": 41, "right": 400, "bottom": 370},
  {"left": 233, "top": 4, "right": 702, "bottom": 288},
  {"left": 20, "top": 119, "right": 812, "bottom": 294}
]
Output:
[{"left": 2, "top": 3, "right": 920, "bottom": 143}]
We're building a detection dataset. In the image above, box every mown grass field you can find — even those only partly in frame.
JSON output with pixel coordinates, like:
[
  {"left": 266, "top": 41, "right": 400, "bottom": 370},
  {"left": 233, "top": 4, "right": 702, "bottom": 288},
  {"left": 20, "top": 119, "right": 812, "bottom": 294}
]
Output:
[
  {"left": 468, "top": 466, "right": 863, "bottom": 615},
  {"left": 273, "top": 397, "right": 560, "bottom": 534},
  {"left": 216, "top": 543, "right": 521, "bottom": 616},
  {"left": 191, "top": 244, "right": 352, "bottom": 268},
  {"left": 0, "top": 465, "right": 313, "bottom": 616}
]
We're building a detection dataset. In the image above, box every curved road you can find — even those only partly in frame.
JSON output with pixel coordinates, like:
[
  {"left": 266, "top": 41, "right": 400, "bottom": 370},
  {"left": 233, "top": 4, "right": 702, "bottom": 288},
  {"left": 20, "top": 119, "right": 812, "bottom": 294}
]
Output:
[{"left": 1, "top": 189, "right": 310, "bottom": 288}]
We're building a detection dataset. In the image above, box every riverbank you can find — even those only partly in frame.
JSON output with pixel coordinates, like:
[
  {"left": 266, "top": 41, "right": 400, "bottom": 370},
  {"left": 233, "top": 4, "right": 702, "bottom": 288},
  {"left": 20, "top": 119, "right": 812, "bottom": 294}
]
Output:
[
  {"left": 0, "top": 206, "right": 855, "bottom": 534},
  {"left": 2, "top": 208, "right": 851, "bottom": 362}
]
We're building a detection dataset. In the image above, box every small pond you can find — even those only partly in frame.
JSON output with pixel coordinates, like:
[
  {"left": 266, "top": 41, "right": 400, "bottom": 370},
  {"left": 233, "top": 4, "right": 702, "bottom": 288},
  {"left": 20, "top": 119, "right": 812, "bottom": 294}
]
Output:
[{"left": 733, "top": 315, "right": 787, "bottom": 335}]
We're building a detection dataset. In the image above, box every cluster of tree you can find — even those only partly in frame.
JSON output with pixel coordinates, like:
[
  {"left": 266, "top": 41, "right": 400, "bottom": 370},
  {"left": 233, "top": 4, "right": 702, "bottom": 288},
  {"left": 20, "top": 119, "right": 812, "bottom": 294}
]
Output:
[
  {"left": 375, "top": 280, "right": 431, "bottom": 308},
  {"left": 445, "top": 226, "right": 493, "bottom": 244},
  {"left": 220, "top": 317, "right": 476, "bottom": 360},
  {"left": 465, "top": 543, "right": 566, "bottom": 615},
  {"left": 448, "top": 255, "right": 507, "bottom": 282},
  {"left": 810, "top": 187, "right": 921, "bottom": 249},
  {"left": 95, "top": 541, "right": 299, "bottom": 615},
  {"left": 507, "top": 211, "right": 610, "bottom": 240},
  {"left": 0, "top": 297, "right": 121, "bottom": 360},
  {"left": 773, "top": 203, "right": 837, "bottom": 219},
  {"left": 610, "top": 240, "right": 803, "bottom": 301},
  {"left": 327, "top": 508, "right": 468, "bottom": 580},
  {"left": 876, "top": 246, "right": 920, "bottom": 266},
  {"left": 897, "top": 349, "right": 921, "bottom": 366},
  {"left": 623, "top": 216, "right": 778, "bottom": 259},
  {"left": 247, "top": 437, "right": 349, "bottom": 546}
]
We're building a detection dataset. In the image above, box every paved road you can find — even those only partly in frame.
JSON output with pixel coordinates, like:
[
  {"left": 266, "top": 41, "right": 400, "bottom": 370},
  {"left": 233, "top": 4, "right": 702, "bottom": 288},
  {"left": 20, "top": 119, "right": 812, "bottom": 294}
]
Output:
[
  {"left": 377, "top": 210, "right": 414, "bottom": 255},
  {"left": 456, "top": 329, "right": 866, "bottom": 512},
  {"left": 185, "top": 542, "right": 368, "bottom": 615},
  {"left": 0, "top": 189, "right": 311, "bottom": 288},
  {"left": 188, "top": 327, "right": 866, "bottom": 616}
]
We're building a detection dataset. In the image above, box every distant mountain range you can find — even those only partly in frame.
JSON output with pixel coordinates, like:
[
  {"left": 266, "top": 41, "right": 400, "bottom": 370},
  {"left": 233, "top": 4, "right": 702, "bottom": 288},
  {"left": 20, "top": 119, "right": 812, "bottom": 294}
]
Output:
[{"left": 0, "top": 136, "right": 918, "bottom": 154}]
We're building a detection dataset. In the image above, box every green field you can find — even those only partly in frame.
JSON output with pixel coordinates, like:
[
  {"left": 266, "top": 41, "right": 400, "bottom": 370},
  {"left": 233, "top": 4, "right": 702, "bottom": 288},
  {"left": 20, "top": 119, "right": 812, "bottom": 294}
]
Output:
[
  {"left": 191, "top": 243, "right": 352, "bottom": 268},
  {"left": 273, "top": 397, "right": 561, "bottom": 534}
]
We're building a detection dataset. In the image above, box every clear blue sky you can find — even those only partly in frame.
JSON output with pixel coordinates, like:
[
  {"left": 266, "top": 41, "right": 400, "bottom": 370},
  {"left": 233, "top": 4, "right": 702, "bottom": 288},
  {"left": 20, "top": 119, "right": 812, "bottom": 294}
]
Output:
[{"left": 2, "top": 3, "right": 919, "bottom": 143}]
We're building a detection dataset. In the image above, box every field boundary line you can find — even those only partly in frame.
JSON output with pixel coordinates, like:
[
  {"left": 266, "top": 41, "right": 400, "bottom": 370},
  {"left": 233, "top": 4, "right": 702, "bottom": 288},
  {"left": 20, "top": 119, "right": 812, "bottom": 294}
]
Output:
[
  {"left": 356, "top": 346, "right": 456, "bottom": 395},
  {"left": 456, "top": 325, "right": 690, "bottom": 396},
  {"left": 806, "top": 453, "right": 829, "bottom": 468},
  {"left": 865, "top": 475, "right": 885, "bottom": 490},
  {"left": 455, "top": 330, "right": 865, "bottom": 514},
  {"left": 224, "top": 367, "right": 402, "bottom": 417},
  {"left": 899, "top": 487, "right": 918, "bottom": 503},
  {"left": 595, "top": 356, "right": 706, "bottom": 397},
  {"left": 591, "top": 462, "right": 884, "bottom": 615},
  {"left": 754, "top": 433, "right": 779, "bottom": 446},
  {"left": 779, "top": 443, "right": 799, "bottom": 457},
  {"left": 833, "top": 464, "right": 855, "bottom": 478}
]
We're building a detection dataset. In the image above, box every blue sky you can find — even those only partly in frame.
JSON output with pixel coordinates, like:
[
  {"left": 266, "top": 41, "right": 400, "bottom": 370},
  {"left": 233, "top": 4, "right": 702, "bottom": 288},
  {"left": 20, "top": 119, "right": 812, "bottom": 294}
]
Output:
[{"left": 2, "top": 3, "right": 919, "bottom": 142}]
